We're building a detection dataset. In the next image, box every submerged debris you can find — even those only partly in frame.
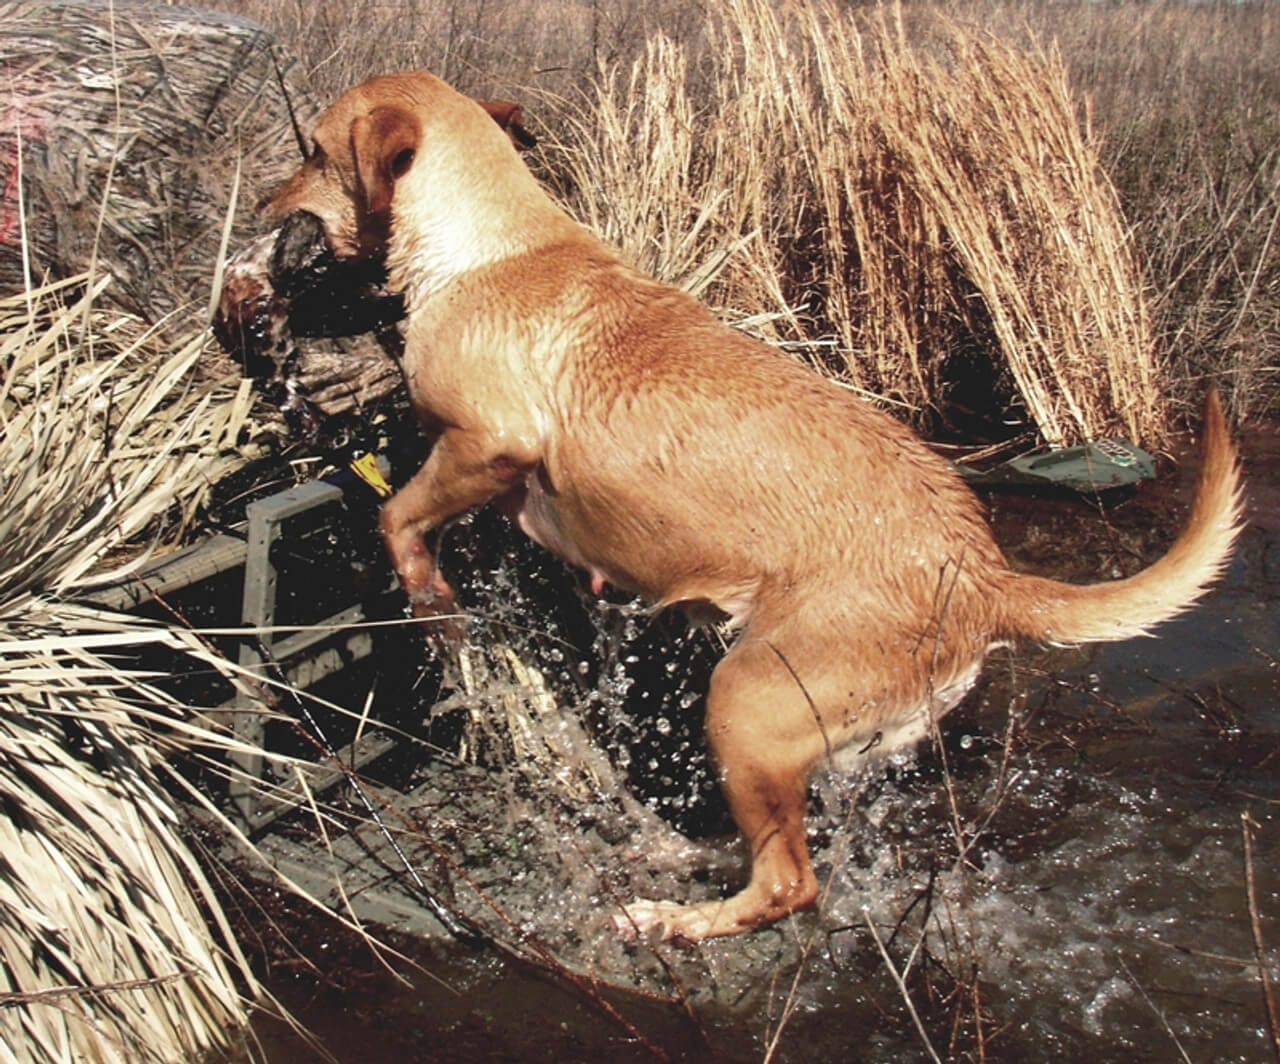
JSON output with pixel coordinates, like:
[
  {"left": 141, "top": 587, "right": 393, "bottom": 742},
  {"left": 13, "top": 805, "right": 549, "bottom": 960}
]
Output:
[{"left": 957, "top": 438, "right": 1157, "bottom": 493}]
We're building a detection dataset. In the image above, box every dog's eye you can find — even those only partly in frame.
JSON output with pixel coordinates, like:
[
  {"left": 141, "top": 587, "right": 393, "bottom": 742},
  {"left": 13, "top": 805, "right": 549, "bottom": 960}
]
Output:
[{"left": 390, "top": 147, "right": 415, "bottom": 178}]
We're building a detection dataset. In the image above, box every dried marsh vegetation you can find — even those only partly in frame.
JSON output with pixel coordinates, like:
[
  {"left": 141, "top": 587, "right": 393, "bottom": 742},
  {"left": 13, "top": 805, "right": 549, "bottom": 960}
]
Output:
[
  {"left": 982, "top": 0, "right": 1280, "bottom": 423},
  {"left": 219, "top": 0, "right": 1279, "bottom": 434},
  {"left": 550, "top": 0, "right": 1163, "bottom": 445},
  {"left": 0, "top": 279, "right": 257, "bottom": 599},
  {"left": 0, "top": 278, "right": 274, "bottom": 1063}
]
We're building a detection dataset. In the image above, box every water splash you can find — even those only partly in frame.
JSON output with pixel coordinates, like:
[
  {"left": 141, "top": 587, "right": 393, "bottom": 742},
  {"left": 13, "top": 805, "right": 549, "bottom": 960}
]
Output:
[{"left": 378, "top": 506, "right": 1280, "bottom": 1062}]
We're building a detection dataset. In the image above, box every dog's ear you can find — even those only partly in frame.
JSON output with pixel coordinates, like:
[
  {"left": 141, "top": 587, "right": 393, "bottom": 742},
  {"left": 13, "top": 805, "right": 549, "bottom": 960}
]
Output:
[
  {"left": 478, "top": 100, "right": 537, "bottom": 152},
  {"left": 350, "top": 106, "right": 421, "bottom": 216}
]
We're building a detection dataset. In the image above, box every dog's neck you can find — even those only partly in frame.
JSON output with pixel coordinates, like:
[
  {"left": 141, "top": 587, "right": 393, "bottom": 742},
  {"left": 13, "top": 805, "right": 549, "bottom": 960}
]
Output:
[{"left": 385, "top": 161, "right": 571, "bottom": 311}]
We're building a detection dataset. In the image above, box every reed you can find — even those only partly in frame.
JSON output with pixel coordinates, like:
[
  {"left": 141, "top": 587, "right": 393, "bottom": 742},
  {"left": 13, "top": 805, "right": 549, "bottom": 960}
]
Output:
[
  {"left": 543, "top": 0, "right": 1165, "bottom": 445},
  {"left": 218, "top": 0, "right": 1279, "bottom": 431},
  {"left": 0, "top": 275, "right": 268, "bottom": 1064}
]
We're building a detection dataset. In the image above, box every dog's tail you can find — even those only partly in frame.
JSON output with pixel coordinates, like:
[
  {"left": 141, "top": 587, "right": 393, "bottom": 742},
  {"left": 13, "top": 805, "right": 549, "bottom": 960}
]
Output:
[{"left": 1000, "top": 389, "right": 1244, "bottom": 646}]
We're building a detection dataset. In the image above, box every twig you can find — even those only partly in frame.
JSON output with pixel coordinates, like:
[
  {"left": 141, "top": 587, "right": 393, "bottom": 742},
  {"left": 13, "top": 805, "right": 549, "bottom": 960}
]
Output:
[
  {"left": 761, "top": 922, "right": 822, "bottom": 1064},
  {"left": 1116, "top": 955, "right": 1192, "bottom": 1064},
  {"left": 1242, "top": 811, "right": 1280, "bottom": 1063},
  {"left": 253, "top": 636, "right": 487, "bottom": 948},
  {"left": 766, "top": 640, "right": 833, "bottom": 768},
  {"left": 761, "top": 803, "right": 857, "bottom": 1064},
  {"left": 864, "top": 911, "right": 943, "bottom": 1064},
  {"left": 923, "top": 555, "right": 989, "bottom": 1059},
  {"left": 1145, "top": 937, "right": 1256, "bottom": 969},
  {"left": 563, "top": 832, "right": 710, "bottom": 1047},
  {"left": 0, "top": 971, "right": 193, "bottom": 1007}
]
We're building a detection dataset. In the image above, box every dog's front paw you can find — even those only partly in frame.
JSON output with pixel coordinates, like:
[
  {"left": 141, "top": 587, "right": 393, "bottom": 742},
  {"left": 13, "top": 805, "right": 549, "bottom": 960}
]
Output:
[
  {"left": 421, "top": 611, "right": 468, "bottom": 660},
  {"left": 407, "top": 572, "right": 467, "bottom": 656}
]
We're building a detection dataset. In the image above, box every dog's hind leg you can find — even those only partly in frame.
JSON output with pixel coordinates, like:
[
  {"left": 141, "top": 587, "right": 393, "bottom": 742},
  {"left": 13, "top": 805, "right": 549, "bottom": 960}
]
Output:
[{"left": 618, "top": 633, "right": 829, "bottom": 942}]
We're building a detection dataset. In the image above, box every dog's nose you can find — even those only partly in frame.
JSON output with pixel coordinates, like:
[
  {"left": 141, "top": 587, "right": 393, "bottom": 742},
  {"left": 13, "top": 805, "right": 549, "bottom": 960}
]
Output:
[{"left": 254, "top": 190, "right": 277, "bottom": 218}]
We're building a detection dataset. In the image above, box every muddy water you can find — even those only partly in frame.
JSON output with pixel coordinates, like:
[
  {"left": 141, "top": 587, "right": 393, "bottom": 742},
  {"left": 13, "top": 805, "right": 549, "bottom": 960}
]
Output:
[{"left": 231, "top": 426, "right": 1279, "bottom": 1063}]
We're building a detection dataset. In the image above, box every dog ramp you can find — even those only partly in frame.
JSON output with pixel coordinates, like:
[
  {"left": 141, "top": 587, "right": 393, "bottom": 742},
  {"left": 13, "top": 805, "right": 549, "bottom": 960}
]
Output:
[{"left": 90, "top": 468, "right": 398, "bottom": 832}]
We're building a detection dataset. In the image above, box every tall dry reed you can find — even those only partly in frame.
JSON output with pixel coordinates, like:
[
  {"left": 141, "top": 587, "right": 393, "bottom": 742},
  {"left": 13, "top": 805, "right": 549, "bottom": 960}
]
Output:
[
  {"left": 221, "top": 0, "right": 1278, "bottom": 430},
  {"left": 1019, "top": 0, "right": 1280, "bottom": 422},
  {"left": 0, "top": 276, "right": 275, "bottom": 1064},
  {"left": 545, "top": 0, "right": 1165, "bottom": 445}
]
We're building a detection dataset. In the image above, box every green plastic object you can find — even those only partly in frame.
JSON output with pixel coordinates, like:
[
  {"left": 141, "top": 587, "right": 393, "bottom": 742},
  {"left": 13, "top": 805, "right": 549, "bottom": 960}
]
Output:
[{"left": 956, "top": 438, "right": 1156, "bottom": 493}]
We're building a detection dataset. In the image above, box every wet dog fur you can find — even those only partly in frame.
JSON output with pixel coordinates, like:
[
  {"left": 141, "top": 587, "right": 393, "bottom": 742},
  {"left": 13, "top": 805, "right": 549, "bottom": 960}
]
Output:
[{"left": 268, "top": 71, "right": 1244, "bottom": 942}]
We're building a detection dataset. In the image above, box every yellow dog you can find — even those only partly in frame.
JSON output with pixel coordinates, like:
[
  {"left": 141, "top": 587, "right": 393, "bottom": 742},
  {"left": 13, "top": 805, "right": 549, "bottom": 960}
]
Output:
[{"left": 268, "top": 71, "right": 1243, "bottom": 942}]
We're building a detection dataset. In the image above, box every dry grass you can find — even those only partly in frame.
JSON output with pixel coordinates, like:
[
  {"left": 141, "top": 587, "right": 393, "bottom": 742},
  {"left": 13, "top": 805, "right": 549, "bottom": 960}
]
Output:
[
  {"left": 0, "top": 278, "right": 260, "bottom": 599},
  {"left": 545, "top": 0, "right": 1163, "bottom": 445},
  {"left": 217, "top": 0, "right": 1279, "bottom": 434},
  {"left": 0, "top": 269, "right": 600, "bottom": 1063},
  {"left": 209, "top": 0, "right": 704, "bottom": 103},
  {"left": 0, "top": 276, "right": 279, "bottom": 1064},
  {"left": 0, "top": 614, "right": 251, "bottom": 1064},
  {"left": 967, "top": 0, "right": 1280, "bottom": 423}
]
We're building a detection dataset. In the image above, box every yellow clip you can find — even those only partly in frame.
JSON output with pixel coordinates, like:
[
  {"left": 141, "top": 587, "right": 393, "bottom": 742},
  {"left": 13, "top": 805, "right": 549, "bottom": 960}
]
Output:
[{"left": 350, "top": 452, "right": 392, "bottom": 498}]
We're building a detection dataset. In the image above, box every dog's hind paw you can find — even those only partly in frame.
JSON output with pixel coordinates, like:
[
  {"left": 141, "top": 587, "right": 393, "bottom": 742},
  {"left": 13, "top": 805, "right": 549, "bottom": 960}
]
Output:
[{"left": 614, "top": 898, "right": 738, "bottom": 944}]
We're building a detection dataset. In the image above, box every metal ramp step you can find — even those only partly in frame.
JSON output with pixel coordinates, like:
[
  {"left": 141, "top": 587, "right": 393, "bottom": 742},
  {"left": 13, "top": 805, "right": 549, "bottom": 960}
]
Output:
[
  {"left": 248, "top": 780, "right": 457, "bottom": 940},
  {"left": 89, "top": 466, "right": 406, "bottom": 833}
]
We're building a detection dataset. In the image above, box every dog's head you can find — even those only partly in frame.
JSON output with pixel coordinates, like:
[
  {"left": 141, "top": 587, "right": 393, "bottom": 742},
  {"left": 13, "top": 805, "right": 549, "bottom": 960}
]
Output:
[{"left": 266, "top": 72, "right": 536, "bottom": 262}]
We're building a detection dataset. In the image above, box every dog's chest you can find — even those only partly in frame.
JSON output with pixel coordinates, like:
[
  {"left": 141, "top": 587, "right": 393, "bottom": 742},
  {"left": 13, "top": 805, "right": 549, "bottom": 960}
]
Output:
[{"left": 400, "top": 309, "right": 552, "bottom": 430}]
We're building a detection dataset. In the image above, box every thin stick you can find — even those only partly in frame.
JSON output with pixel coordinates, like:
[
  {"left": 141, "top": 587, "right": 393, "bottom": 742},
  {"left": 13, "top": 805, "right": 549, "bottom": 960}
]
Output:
[
  {"left": 1116, "top": 956, "right": 1192, "bottom": 1064},
  {"left": 864, "top": 911, "right": 943, "bottom": 1064},
  {"left": 767, "top": 640, "right": 833, "bottom": 767},
  {"left": 761, "top": 809, "right": 856, "bottom": 1064},
  {"left": 0, "top": 971, "right": 194, "bottom": 1007},
  {"left": 252, "top": 637, "right": 486, "bottom": 947},
  {"left": 1243, "top": 811, "right": 1280, "bottom": 1063},
  {"left": 207, "top": 152, "right": 242, "bottom": 327}
]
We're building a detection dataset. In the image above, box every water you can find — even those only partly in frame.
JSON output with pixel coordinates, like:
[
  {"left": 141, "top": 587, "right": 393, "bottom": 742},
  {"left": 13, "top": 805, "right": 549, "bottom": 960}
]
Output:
[{"left": 229, "top": 427, "right": 1280, "bottom": 1063}]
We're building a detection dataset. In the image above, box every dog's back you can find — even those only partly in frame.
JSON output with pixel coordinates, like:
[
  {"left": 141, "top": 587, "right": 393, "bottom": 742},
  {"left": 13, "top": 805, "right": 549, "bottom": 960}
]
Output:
[{"left": 267, "top": 69, "right": 1245, "bottom": 942}]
